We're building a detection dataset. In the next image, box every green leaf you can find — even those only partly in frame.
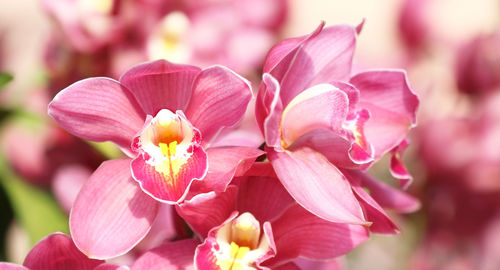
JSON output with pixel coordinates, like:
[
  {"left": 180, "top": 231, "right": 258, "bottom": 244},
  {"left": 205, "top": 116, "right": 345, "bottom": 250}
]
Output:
[
  {"left": 0, "top": 73, "right": 13, "bottom": 90},
  {"left": 88, "top": 141, "right": 124, "bottom": 159},
  {"left": 0, "top": 154, "right": 69, "bottom": 246}
]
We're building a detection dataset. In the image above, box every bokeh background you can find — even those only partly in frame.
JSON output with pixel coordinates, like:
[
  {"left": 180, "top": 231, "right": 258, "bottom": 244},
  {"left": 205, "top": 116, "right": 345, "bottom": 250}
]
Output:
[{"left": 0, "top": 0, "right": 499, "bottom": 269}]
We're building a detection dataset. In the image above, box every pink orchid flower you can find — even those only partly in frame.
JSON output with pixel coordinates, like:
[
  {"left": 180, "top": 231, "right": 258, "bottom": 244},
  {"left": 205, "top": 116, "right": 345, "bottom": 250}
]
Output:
[
  {"left": 0, "top": 232, "right": 125, "bottom": 270},
  {"left": 132, "top": 163, "right": 369, "bottom": 269},
  {"left": 146, "top": 0, "right": 288, "bottom": 75},
  {"left": 419, "top": 91, "right": 500, "bottom": 192},
  {"left": 0, "top": 120, "right": 103, "bottom": 187},
  {"left": 43, "top": 34, "right": 113, "bottom": 97},
  {"left": 398, "top": 0, "right": 430, "bottom": 54},
  {"left": 48, "top": 59, "right": 262, "bottom": 259},
  {"left": 255, "top": 22, "right": 419, "bottom": 225},
  {"left": 41, "top": 0, "right": 126, "bottom": 53},
  {"left": 455, "top": 31, "right": 500, "bottom": 95}
]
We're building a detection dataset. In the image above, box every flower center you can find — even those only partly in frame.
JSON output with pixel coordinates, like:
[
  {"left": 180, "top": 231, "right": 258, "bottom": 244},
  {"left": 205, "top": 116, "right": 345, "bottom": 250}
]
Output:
[
  {"left": 215, "top": 213, "right": 267, "bottom": 270},
  {"left": 133, "top": 109, "right": 198, "bottom": 181},
  {"left": 130, "top": 109, "right": 207, "bottom": 203}
]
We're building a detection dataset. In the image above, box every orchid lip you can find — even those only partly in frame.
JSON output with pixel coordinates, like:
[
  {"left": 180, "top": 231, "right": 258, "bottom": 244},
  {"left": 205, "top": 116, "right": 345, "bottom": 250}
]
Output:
[
  {"left": 213, "top": 212, "right": 270, "bottom": 270},
  {"left": 130, "top": 109, "right": 208, "bottom": 204}
]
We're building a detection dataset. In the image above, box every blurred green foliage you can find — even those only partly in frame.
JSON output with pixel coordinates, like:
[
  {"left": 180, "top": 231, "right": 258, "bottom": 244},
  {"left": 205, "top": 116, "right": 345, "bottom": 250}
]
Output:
[
  {"left": 0, "top": 73, "right": 13, "bottom": 90},
  {"left": 0, "top": 155, "right": 69, "bottom": 247}
]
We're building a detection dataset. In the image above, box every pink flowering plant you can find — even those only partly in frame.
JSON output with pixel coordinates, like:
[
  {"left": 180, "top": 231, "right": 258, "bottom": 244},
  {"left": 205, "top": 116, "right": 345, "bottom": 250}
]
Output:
[
  {"left": 255, "top": 22, "right": 419, "bottom": 227},
  {"left": 48, "top": 60, "right": 264, "bottom": 258},
  {"left": 32, "top": 20, "right": 420, "bottom": 268}
]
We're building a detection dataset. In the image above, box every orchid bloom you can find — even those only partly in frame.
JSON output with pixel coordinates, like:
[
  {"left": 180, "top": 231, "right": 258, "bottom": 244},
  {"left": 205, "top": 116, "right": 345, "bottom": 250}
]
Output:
[
  {"left": 131, "top": 163, "right": 369, "bottom": 269},
  {"left": 41, "top": 0, "right": 124, "bottom": 53},
  {"left": 48, "top": 59, "right": 262, "bottom": 258},
  {"left": 0, "top": 120, "right": 103, "bottom": 187},
  {"left": 255, "top": 22, "right": 419, "bottom": 225},
  {"left": 455, "top": 31, "right": 500, "bottom": 95},
  {"left": 146, "top": 0, "right": 288, "bottom": 75},
  {"left": 0, "top": 233, "right": 125, "bottom": 270}
]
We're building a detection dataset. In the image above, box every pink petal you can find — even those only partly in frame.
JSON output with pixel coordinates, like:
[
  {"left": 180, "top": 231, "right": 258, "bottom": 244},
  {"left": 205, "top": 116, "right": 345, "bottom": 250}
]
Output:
[
  {"left": 119, "top": 60, "right": 201, "bottom": 115},
  {"left": 341, "top": 109, "right": 374, "bottom": 166},
  {"left": 209, "top": 99, "right": 264, "bottom": 149},
  {"left": 135, "top": 205, "right": 179, "bottom": 252},
  {"left": 267, "top": 147, "right": 366, "bottom": 224},
  {"left": 263, "top": 22, "right": 325, "bottom": 79},
  {"left": 236, "top": 175, "right": 295, "bottom": 223},
  {"left": 52, "top": 165, "right": 91, "bottom": 213},
  {"left": 279, "top": 24, "right": 357, "bottom": 105},
  {"left": 94, "top": 264, "right": 129, "bottom": 270},
  {"left": 353, "top": 169, "right": 420, "bottom": 213},
  {"left": 356, "top": 19, "right": 366, "bottom": 34},
  {"left": 244, "top": 162, "right": 278, "bottom": 178},
  {"left": 185, "top": 65, "right": 252, "bottom": 144},
  {"left": 131, "top": 239, "right": 198, "bottom": 270},
  {"left": 283, "top": 83, "right": 372, "bottom": 168},
  {"left": 354, "top": 188, "right": 400, "bottom": 234},
  {"left": 290, "top": 128, "right": 373, "bottom": 170},
  {"left": 294, "top": 258, "right": 345, "bottom": 270},
  {"left": 342, "top": 170, "right": 400, "bottom": 234},
  {"left": 280, "top": 84, "right": 349, "bottom": 147},
  {"left": 0, "top": 121, "right": 51, "bottom": 185},
  {"left": 23, "top": 233, "right": 104, "bottom": 270},
  {"left": 350, "top": 70, "right": 419, "bottom": 159},
  {"left": 131, "top": 141, "right": 208, "bottom": 204},
  {"left": 330, "top": 81, "right": 360, "bottom": 113},
  {"left": 0, "top": 263, "right": 28, "bottom": 270},
  {"left": 176, "top": 186, "right": 238, "bottom": 238},
  {"left": 266, "top": 205, "right": 369, "bottom": 265},
  {"left": 48, "top": 78, "right": 145, "bottom": 154},
  {"left": 390, "top": 138, "right": 413, "bottom": 188},
  {"left": 189, "top": 146, "right": 264, "bottom": 195},
  {"left": 273, "top": 263, "right": 301, "bottom": 270},
  {"left": 70, "top": 159, "right": 160, "bottom": 259},
  {"left": 256, "top": 73, "right": 283, "bottom": 150}
]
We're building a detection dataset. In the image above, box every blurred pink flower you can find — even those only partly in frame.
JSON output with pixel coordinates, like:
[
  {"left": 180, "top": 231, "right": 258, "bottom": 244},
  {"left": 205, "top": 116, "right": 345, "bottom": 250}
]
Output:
[
  {"left": 0, "top": 120, "right": 103, "bottom": 187},
  {"left": 419, "top": 91, "right": 500, "bottom": 192},
  {"left": 52, "top": 164, "right": 92, "bottom": 213},
  {"left": 255, "top": 22, "right": 419, "bottom": 225},
  {"left": 41, "top": 0, "right": 289, "bottom": 79},
  {"left": 41, "top": 0, "right": 126, "bottom": 53},
  {"left": 146, "top": 0, "right": 288, "bottom": 75},
  {"left": 43, "top": 35, "right": 113, "bottom": 97},
  {"left": 455, "top": 31, "right": 500, "bottom": 95},
  {"left": 414, "top": 91, "right": 500, "bottom": 270},
  {"left": 398, "top": 0, "right": 430, "bottom": 55},
  {"left": 0, "top": 232, "right": 125, "bottom": 270},
  {"left": 48, "top": 59, "right": 262, "bottom": 259}
]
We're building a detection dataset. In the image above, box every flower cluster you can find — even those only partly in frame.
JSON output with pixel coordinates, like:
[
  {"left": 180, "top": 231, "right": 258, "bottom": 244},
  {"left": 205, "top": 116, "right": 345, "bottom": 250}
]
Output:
[{"left": 2, "top": 21, "right": 418, "bottom": 269}]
